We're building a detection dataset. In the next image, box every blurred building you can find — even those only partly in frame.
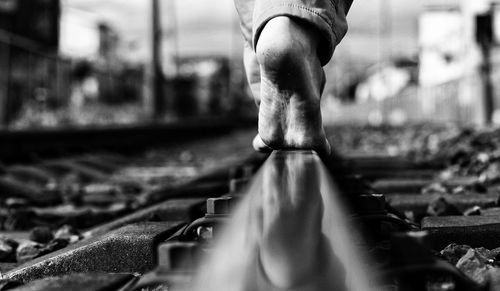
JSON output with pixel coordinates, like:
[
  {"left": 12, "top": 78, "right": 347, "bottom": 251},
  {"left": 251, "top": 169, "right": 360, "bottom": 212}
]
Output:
[
  {"left": 0, "top": 0, "right": 60, "bottom": 51},
  {"left": 355, "top": 60, "right": 417, "bottom": 103},
  {"left": 417, "top": 0, "right": 497, "bottom": 125},
  {"left": 0, "top": 0, "right": 61, "bottom": 126},
  {"left": 164, "top": 55, "right": 254, "bottom": 120},
  {"left": 59, "top": 7, "right": 99, "bottom": 58},
  {"left": 326, "top": 0, "right": 500, "bottom": 126}
]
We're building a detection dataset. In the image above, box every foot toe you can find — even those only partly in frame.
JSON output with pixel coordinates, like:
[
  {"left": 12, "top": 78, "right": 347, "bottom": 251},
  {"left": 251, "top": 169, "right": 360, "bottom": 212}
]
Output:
[{"left": 253, "top": 134, "right": 273, "bottom": 153}]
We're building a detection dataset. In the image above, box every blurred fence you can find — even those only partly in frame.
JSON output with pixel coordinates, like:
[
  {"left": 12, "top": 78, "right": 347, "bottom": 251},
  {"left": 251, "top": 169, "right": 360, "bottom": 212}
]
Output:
[
  {"left": 0, "top": 33, "right": 147, "bottom": 129},
  {"left": 325, "top": 74, "right": 485, "bottom": 126},
  {"left": 0, "top": 36, "right": 71, "bottom": 126},
  {"left": 0, "top": 32, "right": 251, "bottom": 130}
]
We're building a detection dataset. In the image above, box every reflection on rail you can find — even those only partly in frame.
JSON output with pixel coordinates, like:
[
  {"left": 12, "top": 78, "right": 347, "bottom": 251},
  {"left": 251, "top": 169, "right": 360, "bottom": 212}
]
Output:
[{"left": 192, "top": 151, "right": 379, "bottom": 291}]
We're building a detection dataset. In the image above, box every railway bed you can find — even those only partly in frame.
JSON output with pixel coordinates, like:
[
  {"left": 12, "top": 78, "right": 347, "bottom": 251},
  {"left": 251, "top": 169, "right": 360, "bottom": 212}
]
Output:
[{"left": 1, "top": 126, "right": 500, "bottom": 290}]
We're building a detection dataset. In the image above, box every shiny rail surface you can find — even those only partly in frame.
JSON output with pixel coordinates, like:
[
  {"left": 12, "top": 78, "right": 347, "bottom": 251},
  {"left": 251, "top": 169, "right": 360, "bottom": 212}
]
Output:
[{"left": 0, "top": 143, "right": 498, "bottom": 291}]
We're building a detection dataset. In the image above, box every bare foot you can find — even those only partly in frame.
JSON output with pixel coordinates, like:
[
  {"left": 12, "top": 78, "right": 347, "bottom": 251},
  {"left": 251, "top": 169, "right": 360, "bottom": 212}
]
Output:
[
  {"left": 254, "top": 17, "right": 331, "bottom": 156},
  {"left": 260, "top": 151, "right": 324, "bottom": 288},
  {"left": 243, "top": 43, "right": 261, "bottom": 106},
  {"left": 259, "top": 151, "right": 346, "bottom": 289}
]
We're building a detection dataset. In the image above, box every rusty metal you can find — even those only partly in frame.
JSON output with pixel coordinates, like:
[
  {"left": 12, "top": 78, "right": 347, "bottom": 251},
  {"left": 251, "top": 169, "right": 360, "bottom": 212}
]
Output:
[
  {"left": 206, "top": 197, "right": 235, "bottom": 217},
  {"left": 179, "top": 196, "right": 238, "bottom": 241}
]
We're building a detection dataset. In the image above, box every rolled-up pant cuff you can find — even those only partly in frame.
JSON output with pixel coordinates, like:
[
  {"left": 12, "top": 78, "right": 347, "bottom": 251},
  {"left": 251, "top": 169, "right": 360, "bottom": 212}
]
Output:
[{"left": 251, "top": 1, "right": 349, "bottom": 66}]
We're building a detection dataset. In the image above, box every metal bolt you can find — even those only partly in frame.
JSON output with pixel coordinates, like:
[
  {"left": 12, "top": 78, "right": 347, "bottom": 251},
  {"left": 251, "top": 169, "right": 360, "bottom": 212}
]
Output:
[
  {"left": 229, "top": 165, "right": 254, "bottom": 180},
  {"left": 229, "top": 178, "right": 250, "bottom": 193},
  {"left": 196, "top": 226, "right": 214, "bottom": 241},
  {"left": 157, "top": 242, "right": 198, "bottom": 271},
  {"left": 206, "top": 197, "right": 233, "bottom": 216}
]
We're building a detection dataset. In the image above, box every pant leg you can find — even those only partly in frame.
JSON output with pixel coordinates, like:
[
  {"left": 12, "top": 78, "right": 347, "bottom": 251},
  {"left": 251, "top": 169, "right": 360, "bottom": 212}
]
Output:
[
  {"left": 252, "top": 0, "right": 353, "bottom": 66},
  {"left": 234, "top": 0, "right": 256, "bottom": 48},
  {"left": 234, "top": 0, "right": 353, "bottom": 50},
  {"left": 233, "top": 0, "right": 353, "bottom": 94}
]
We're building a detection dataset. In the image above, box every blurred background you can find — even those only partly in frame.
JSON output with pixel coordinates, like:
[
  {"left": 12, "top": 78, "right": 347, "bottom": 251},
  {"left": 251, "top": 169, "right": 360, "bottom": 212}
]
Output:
[
  {"left": 1, "top": 0, "right": 500, "bottom": 129},
  {"left": 3, "top": 3, "right": 500, "bottom": 287}
]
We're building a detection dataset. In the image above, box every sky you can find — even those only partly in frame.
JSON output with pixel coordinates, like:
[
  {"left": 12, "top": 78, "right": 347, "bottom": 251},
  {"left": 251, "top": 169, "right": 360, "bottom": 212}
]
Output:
[
  {"left": 60, "top": 0, "right": 426, "bottom": 63},
  {"left": 61, "top": 0, "right": 241, "bottom": 60}
]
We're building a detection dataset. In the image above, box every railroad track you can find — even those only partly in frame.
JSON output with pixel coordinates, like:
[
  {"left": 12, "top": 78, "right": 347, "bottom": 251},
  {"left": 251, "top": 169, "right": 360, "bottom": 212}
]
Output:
[
  {"left": 0, "top": 125, "right": 499, "bottom": 290},
  {"left": 0, "top": 117, "right": 255, "bottom": 164}
]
